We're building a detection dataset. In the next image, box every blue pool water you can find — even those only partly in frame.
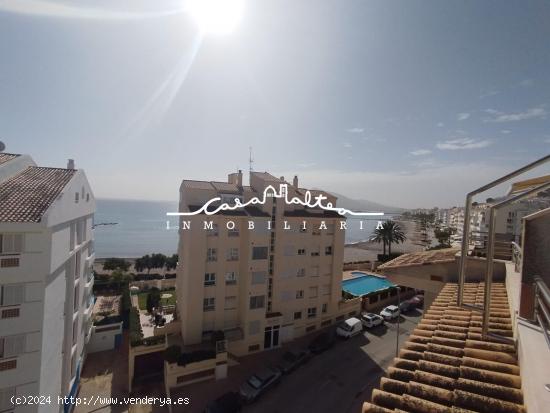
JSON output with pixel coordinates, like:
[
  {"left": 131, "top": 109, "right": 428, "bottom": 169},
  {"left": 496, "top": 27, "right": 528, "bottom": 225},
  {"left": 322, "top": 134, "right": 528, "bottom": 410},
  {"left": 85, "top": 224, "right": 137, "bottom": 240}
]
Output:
[{"left": 342, "top": 273, "right": 395, "bottom": 296}]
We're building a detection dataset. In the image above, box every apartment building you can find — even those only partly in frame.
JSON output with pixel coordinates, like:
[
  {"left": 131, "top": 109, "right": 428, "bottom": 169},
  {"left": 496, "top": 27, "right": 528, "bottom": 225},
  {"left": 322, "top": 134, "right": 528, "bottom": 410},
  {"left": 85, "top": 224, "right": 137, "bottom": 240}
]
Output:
[
  {"left": 0, "top": 153, "right": 95, "bottom": 413},
  {"left": 176, "top": 171, "right": 345, "bottom": 356}
]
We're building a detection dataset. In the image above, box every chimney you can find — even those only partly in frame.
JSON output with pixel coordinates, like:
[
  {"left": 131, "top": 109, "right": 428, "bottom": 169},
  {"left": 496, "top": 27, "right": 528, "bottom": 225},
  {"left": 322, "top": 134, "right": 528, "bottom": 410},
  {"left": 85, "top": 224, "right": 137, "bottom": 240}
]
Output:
[
  {"left": 228, "top": 170, "right": 243, "bottom": 187},
  {"left": 280, "top": 176, "right": 285, "bottom": 181},
  {"left": 237, "top": 169, "right": 243, "bottom": 187},
  {"left": 67, "top": 159, "right": 75, "bottom": 169},
  {"left": 293, "top": 175, "right": 298, "bottom": 188}
]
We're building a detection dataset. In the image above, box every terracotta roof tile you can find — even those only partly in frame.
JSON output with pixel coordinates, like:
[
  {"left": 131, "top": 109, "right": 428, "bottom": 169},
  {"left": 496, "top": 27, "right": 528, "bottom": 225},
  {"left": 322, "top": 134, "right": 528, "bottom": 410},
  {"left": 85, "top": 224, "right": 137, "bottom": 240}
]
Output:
[
  {"left": 362, "top": 282, "right": 525, "bottom": 413},
  {"left": 0, "top": 152, "right": 19, "bottom": 165},
  {"left": 0, "top": 166, "right": 76, "bottom": 223},
  {"left": 378, "top": 248, "right": 460, "bottom": 269}
]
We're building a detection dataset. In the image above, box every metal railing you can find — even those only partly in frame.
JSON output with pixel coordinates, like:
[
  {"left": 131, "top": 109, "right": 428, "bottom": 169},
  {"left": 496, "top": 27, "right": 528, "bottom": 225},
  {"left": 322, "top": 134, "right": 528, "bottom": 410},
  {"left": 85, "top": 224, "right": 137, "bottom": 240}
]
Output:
[
  {"left": 511, "top": 242, "right": 522, "bottom": 273},
  {"left": 457, "top": 154, "right": 550, "bottom": 342},
  {"left": 534, "top": 276, "right": 550, "bottom": 349}
]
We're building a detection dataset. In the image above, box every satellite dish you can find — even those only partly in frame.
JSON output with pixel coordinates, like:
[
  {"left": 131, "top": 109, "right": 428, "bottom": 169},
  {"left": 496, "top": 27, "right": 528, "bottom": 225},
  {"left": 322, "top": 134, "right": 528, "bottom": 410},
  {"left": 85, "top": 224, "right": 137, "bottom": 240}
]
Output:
[{"left": 0, "top": 141, "right": 5, "bottom": 152}]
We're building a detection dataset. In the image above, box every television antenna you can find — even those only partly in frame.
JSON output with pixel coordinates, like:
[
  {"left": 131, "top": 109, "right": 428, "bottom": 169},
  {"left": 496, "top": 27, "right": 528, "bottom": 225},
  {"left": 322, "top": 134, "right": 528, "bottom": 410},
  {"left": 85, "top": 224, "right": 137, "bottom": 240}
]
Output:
[
  {"left": 249, "top": 146, "right": 254, "bottom": 172},
  {"left": 0, "top": 141, "right": 5, "bottom": 152}
]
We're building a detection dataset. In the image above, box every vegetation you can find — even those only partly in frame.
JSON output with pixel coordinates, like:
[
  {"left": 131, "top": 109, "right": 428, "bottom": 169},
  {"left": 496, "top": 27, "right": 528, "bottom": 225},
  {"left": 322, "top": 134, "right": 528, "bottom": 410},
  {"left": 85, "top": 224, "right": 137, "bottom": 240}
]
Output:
[
  {"left": 433, "top": 226, "right": 456, "bottom": 248},
  {"left": 134, "top": 253, "right": 178, "bottom": 273},
  {"left": 137, "top": 287, "right": 176, "bottom": 312},
  {"left": 371, "top": 220, "right": 407, "bottom": 257},
  {"left": 102, "top": 257, "right": 131, "bottom": 272}
]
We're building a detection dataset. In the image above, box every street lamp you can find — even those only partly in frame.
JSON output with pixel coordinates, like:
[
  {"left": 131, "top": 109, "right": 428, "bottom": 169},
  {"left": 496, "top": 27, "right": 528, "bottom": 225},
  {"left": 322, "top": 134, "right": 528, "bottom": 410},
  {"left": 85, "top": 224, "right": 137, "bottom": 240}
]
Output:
[{"left": 395, "top": 286, "right": 401, "bottom": 357}]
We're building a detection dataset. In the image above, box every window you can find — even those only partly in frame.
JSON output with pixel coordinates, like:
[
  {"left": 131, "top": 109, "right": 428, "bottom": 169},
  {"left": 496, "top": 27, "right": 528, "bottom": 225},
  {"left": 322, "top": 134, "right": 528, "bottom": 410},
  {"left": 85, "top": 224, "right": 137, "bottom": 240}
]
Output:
[
  {"left": 310, "top": 266, "right": 319, "bottom": 277},
  {"left": 73, "top": 285, "right": 79, "bottom": 312},
  {"left": 296, "top": 268, "right": 306, "bottom": 277},
  {"left": 206, "top": 223, "right": 219, "bottom": 236},
  {"left": 251, "top": 271, "right": 266, "bottom": 285},
  {"left": 296, "top": 290, "right": 304, "bottom": 299},
  {"left": 293, "top": 311, "right": 302, "bottom": 320},
  {"left": 252, "top": 246, "right": 268, "bottom": 260},
  {"left": 311, "top": 247, "right": 320, "bottom": 256},
  {"left": 249, "top": 295, "right": 265, "bottom": 310},
  {"left": 204, "top": 273, "right": 216, "bottom": 286},
  {"left": 225, "top": 272, "right": 237, "bottom": 285},
  {"left": 307, "top": 307, "right": 317, "bottom": 319},
  {"left": 321, "top": 285, "right": 331, "bottom": 296},
  {"left": 0, "top": 284, "right": 25, "bottom": 307},
  {"left": 325, "top": 246, "right": 333, "bottom": 256},
  {"left": 0, "top": 234, "right": 23, "bottom": 254},
  {"left": 0, "top": 334, "right": 25, "bottom": 358},
  {"left": 0, "top": 258, "right": 19, "bottom": 268},
  {"left": 224, "top": 296, "right": 237, "bottom": 310},
  {"left": 309, "top": 287, "right": 318, "bottom": 298},
  {"left": 248, "top": 320, "right": 260, "bottom": 335},
  {"left": 203, "top": 297, "right": 215, "bottom": 311},
  {"left": 297, "top": 248, "right": 306, "bottom": 255},
  {"left": 227, "top": 248, "right": 239, "bottom": 261},
  {"left": 322, "top": 303, "right": 328, "bottom": 314},
  {"left": 1, "top": 308, "right": 19, "bottom": 319},
  {"left": 207, "top": 248, "right": 217, "bottom": 262},
  {"left": 228, "top": 227, "right": 239, "bottom": 237},
  {"left": 72, "top": 318, "right": 78, "bottom": 345}
]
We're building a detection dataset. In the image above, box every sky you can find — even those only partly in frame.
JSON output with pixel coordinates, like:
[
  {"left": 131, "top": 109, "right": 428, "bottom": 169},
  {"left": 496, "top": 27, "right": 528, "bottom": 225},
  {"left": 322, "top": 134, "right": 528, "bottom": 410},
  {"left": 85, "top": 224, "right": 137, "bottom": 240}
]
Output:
[{"left": 1, "top": 0, "right": 550, "bottom": 208}]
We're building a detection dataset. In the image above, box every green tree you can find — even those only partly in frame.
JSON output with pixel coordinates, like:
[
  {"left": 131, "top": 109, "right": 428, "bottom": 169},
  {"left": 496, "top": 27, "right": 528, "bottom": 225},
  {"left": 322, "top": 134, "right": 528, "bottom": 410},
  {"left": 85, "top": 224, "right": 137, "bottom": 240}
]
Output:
[
  {"left": 103, "top": 258, "right": 131, "bottom": 272},
  {"left": 165, "top": 254, "right": 178, "bottom": 271},
  {"left": 146, "top": 287, "right": 161, "bottom": 313},
  {"left": 434, "top": 227, "right": 456, "bottom": 248},
  {"left": 151, "top": 253, "right": 167, "bottom": 269},
  {"left": 371, "top": 220, "right": 407, "bottom": 257},
  {"left": 111, "top": 269, "right": 131, "bottom": 292}
]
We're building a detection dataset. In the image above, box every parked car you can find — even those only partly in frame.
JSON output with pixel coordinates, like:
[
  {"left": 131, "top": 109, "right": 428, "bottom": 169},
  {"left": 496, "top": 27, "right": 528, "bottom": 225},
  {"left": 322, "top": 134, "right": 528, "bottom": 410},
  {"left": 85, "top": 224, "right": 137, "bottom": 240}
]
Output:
[
  {"left": 336, "top": 317, "right": 363, "bottom": 339},
  {"left": 308, "top": 331, "right": 336, "bottom": 354},
  {"left": 204, "top": 392, "right": 242, "bottom": 413},
  {"left": 380, "top": 305, "right": 400, "bottom": 320},
  {"left": 410, "top": 294, "right": 424, "bottom": 306},
  {"left": 278, "top": 349, "right": 311, "bottom": 374},
  {"left": 360, "top": 313, "right": 384, "bottom": 328},
  {"left": 239, "top": 367, "right": 282, "bottom": 403},
  {"left": 399, "top": 300, "right": 417, "bottom": 313}
]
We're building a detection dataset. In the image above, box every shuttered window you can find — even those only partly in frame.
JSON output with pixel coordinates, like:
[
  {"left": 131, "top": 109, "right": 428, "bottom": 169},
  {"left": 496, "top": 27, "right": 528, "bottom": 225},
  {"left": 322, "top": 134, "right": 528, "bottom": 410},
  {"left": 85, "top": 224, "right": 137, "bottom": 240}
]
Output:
[
  {"left": 0, "top": 334, "right": 26, "bottom": 358},
  {"left": 0, "top": 234, "right": 23, "bottom": 254},
  {"left": 0, "top": 284, "right": 25, "bottom": 306}
]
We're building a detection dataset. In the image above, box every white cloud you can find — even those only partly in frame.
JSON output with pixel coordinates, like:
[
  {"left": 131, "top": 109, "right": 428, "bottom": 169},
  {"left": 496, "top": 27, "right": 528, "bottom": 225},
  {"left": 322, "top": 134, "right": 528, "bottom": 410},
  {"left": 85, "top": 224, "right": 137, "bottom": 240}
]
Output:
[
  {"left": 410, "top": 149, "right": 432, "bottom": 156},
  {"left": 346, "top": 127, "right": 364, "bottom": 133},
  {"left": 436, "top": 122, "right": 444, "bottom": 127},
  {"left": 457, "top": 113, "right": 470, "bottom": 121},
  {"left": 500, "top": 130, "right": 511, "bottom": 134},
  {"left": 436, "top": 138, "right": 492, "bottom": 150},
  {"left": 343, "top": 142, "right": 352, "bottom": 148},
  {"left": 484, "top": 107, "right": 547, "bottom": 122}
]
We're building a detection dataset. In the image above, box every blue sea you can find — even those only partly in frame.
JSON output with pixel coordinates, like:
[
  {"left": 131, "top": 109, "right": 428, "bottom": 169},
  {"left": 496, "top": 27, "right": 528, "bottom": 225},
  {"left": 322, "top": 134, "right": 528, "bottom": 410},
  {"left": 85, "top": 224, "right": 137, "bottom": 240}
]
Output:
[{"left": 94, "top": 199, "right": 393, "bottom": 258}]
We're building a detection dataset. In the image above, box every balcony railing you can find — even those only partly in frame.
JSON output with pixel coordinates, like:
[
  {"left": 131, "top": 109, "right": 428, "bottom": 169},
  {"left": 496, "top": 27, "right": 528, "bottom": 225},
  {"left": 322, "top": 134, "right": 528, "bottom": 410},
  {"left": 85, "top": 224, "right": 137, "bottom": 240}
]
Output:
[
  {"left": 511, "top": 241, "right": 522, "bottom": 273},
  {"left": 534, "top": 276, "right": 550, "bottom": 349}
]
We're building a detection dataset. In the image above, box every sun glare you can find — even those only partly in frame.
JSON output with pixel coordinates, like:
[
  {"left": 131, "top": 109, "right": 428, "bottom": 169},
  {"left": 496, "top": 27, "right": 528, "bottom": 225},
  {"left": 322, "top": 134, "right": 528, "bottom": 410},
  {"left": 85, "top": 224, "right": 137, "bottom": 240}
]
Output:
[{"left": 187, "top": 0, "right": 244, "bottom": 35}]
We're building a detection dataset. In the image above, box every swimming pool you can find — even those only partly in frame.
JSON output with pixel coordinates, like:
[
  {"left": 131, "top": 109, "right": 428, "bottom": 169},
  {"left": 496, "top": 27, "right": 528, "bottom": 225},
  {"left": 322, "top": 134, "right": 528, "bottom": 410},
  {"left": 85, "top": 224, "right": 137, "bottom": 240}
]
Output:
[{"left": 342, "top": 272, "right": 395, "bottom": 296}]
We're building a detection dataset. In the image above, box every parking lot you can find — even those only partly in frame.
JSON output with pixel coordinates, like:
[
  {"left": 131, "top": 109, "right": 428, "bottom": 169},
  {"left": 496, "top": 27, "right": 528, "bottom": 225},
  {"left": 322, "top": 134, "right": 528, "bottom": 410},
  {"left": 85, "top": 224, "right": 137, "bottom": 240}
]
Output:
[{"left": 173, "top": 309, "right": 423, "bottom": 413}]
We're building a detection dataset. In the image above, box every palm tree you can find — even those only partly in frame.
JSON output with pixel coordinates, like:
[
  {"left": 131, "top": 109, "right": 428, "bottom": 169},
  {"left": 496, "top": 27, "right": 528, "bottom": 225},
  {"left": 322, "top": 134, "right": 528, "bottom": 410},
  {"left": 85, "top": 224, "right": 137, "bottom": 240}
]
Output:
[{"left": 371, "top": 220, "right": 407, "bottom": 257}]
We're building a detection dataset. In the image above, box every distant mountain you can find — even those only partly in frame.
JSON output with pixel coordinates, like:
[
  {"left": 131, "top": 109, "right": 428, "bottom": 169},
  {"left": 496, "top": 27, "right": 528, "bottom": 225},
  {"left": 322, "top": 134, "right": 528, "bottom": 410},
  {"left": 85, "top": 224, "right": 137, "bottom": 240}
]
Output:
[{"left": 323, "top": 191, "right": 405, "bottom": 214}]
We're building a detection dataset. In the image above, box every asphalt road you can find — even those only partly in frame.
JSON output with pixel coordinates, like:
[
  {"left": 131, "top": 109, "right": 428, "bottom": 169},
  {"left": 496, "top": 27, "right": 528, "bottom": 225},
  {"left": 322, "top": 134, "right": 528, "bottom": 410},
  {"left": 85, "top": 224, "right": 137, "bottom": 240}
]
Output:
[{"left": 245, "top": 309, "right": 423, "bottom": 413}]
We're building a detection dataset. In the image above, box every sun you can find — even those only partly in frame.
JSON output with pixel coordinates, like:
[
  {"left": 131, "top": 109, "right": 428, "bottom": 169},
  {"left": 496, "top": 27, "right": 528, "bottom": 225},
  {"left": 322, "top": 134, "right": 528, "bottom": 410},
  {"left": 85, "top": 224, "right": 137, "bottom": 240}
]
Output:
[{"left": 187, "top": 0, "right": 244, "bottom": 35}]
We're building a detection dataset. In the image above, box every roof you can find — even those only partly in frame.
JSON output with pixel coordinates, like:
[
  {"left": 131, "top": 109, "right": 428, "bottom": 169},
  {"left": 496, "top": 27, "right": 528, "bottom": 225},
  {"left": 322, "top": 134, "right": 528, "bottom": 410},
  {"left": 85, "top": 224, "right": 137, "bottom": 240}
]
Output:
[
  {"left": 378, "top": 248, "right": 460, "bottom": 269},
  {"left": 508, "top": 174, "right": 550, "bottom": 196},
  {"left": 93, "top": 295, "right": 121, "bottom": 317},
  {"left": 362, "top": 282, "right": 525, "bottom": 413},
  {"left": 250, "top": 171, "right": 281, "bottom": 182},
  {"left": 284, "top": 209, "right": 342, "bottom": 218},
  {"left": 210, "top": 181, "right": 240, "bottom": 193},
  {"left": 187, "top": 204, "right": 270, "bottom": 217},
  {"left": 0, "top": 166, "right": 76, "bottom": 223},
  {"left": 0, "top": 152, "right": 20, "bottom": 165},
  {"left": 182, "top": 180, "right": 215, "bottom": 190}
]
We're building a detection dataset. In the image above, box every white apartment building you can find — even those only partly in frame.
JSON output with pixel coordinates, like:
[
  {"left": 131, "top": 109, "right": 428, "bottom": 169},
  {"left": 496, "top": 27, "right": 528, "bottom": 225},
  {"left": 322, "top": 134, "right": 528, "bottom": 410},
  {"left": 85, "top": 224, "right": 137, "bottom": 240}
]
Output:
[
  {"left": 0, "top": 153, "right": 95, "bottom": 413},
  {"left": 176, "top": 171, "right": 347, "bottom": 356}
]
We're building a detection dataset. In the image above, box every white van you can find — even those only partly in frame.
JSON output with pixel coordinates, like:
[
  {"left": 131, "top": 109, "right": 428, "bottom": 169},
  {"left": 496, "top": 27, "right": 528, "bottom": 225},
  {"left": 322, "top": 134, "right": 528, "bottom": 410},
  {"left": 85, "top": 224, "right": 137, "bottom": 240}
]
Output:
[{"left": 336, "top": 317, "right": 363, "bottom": 339}]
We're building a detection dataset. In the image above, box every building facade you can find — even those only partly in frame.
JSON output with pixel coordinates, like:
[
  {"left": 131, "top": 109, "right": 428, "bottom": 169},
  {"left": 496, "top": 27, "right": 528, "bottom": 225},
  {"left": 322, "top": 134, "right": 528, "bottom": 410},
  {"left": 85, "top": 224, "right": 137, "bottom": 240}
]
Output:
[
  {"left": 176, "top": 171, "right": 347, "bottom": 356},
  {"left": 0, "top": 153, "right": 95, "bottom": 413}
]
